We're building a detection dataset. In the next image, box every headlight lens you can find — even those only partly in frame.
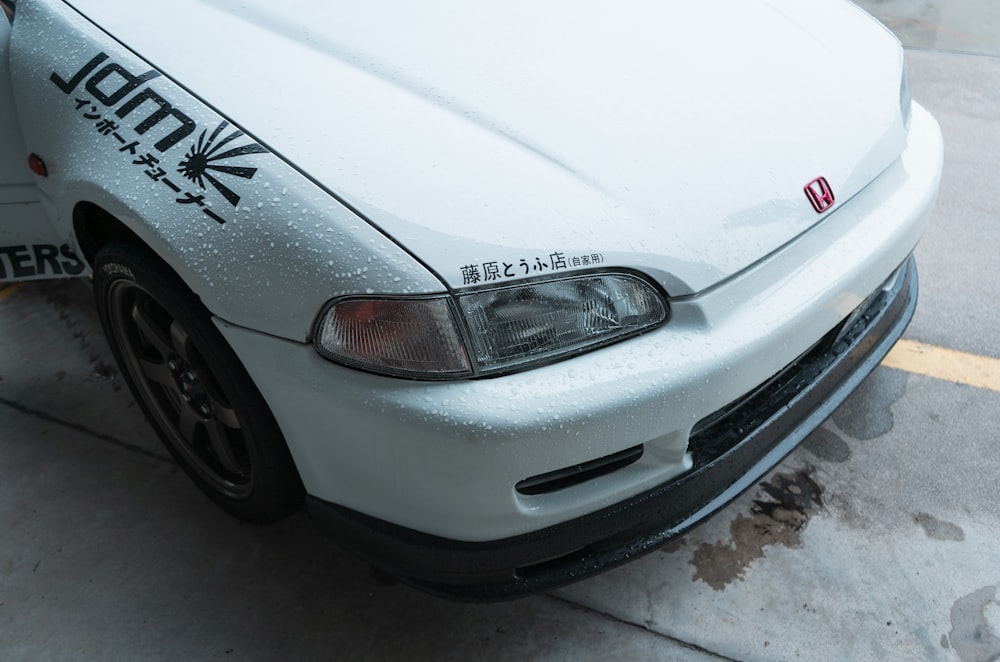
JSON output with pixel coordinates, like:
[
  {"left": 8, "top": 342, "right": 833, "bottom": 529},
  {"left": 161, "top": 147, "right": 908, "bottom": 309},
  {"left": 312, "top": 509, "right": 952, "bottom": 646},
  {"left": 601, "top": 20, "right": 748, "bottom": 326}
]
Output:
[
  {"left": 457, "top": 274, "right": 667, "bottom": 375},
  {"left": 900, "top": 61, "right": 912, "bottom": 129},
  {"left": 313, "top": 273, "right": 668, "bottom": 379}
]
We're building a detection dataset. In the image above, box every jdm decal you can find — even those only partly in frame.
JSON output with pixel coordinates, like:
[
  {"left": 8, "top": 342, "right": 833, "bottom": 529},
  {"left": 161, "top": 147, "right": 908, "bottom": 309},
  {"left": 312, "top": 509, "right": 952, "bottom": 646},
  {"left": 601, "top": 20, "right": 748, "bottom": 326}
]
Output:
[
  {"left": 0, "top": 244, "right": 85, "bottom": 280},
  {"left": 178, "top": 122, "right": 267, "bottom": 207},
  {"left": 460, "top": 251, "right": 605, "bottom": 285},
  {"left": 51, "top": 52, "right": 268, "bottom": 225}
]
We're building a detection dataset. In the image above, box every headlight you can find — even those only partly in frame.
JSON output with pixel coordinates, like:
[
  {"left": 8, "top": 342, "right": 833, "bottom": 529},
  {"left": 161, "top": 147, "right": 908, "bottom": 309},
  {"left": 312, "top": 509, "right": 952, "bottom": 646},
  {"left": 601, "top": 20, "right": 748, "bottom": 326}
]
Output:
[
  {"left": 313, "top": 272, "right": 669, "bottom": 379},
  {"left": 457, "top": 274, "right": 668, "bottom": 374},
  {"left": 900, "top": 61, "right": 912, "bottom": 129}
]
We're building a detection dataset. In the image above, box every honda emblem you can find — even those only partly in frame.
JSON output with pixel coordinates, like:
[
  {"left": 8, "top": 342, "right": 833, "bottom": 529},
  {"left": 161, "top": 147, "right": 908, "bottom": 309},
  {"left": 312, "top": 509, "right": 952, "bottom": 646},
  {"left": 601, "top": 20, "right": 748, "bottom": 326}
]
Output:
[{"left": 804, "top": 177, "right": 835, "bottom": 213}]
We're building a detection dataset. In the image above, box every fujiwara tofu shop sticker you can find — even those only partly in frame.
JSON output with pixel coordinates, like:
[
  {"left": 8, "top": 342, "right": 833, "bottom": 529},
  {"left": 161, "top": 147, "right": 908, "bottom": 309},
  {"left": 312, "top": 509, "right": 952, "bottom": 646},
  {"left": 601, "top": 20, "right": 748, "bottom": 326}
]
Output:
[
  {"left": 460, "top": 251, "right": 605, "bottom": 285},
  {"left": 50, "top": 52, "right": 267, "bottom": 225}
]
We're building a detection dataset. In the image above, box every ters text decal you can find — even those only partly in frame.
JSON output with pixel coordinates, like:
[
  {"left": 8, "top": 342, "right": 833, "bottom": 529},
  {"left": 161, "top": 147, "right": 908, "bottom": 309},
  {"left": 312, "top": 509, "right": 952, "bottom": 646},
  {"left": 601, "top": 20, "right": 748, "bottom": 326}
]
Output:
[
  {"left": 51, "top": 52, "right": 267, "bottom": 225},
  {"left": 0, "top": 244, "right": 85, "bottom": 280}
]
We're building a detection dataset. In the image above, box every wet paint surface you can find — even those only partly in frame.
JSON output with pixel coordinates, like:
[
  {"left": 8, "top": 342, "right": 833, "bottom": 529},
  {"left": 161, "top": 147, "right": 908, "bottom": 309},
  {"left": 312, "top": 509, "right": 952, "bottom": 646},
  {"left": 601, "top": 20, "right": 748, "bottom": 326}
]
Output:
[{"left": 4, "top": 11, "right": 1000, "bottom": 660}]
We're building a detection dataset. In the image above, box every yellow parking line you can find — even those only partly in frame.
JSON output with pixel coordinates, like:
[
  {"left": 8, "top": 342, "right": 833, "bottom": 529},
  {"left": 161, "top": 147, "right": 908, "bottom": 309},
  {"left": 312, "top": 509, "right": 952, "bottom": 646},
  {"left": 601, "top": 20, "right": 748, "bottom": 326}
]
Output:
[
  {"left": 0, "top": 283, "right": 24, "bottom": 302},
  {"left": 883, "top": 339, "right": 1000, "bottom": 392}
]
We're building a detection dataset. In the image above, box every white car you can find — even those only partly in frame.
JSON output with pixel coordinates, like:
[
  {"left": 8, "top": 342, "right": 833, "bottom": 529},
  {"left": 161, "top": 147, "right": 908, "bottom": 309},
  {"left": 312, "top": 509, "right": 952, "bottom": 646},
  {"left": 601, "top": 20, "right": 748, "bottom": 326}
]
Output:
[{"left": 0, "top": 0, "right": 941, "bottom": 598}]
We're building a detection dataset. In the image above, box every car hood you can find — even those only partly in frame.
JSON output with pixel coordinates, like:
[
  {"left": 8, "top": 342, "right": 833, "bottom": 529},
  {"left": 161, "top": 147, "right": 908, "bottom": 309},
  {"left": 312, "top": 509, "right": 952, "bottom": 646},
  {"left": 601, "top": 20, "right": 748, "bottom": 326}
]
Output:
[{"left": 69, "top": 0, "right": 906, "bottom": 295}]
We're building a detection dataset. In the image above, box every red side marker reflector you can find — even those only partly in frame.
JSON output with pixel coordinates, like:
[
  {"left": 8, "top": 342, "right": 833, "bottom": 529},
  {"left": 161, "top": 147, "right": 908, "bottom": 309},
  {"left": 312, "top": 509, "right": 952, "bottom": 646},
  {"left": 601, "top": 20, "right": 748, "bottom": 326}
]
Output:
[{"left": 28, "top": 153, "right": 48, "bottom": 177}]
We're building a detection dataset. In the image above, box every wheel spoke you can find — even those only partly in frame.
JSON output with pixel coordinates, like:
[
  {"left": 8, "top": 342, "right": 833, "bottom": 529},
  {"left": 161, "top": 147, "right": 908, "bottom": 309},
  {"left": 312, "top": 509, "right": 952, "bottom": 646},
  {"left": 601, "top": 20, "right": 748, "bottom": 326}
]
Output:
[
  {"left": 206, "top": 417, "right": 244, "bottom": 476},
  {"left": 177, "top": 403, "right": 201, "bottom": 444},
  {"left": 210, "top": 398, "right": 241, "bottom": 430},
  {"left": 170, "top": 321, "right": 191, "bottom": 362},
  {"left": 138, "top": 356, "right": 174, "bottom": 388},
  {"left": 131, "top": 300, "right": 173, "bottom": 359}
]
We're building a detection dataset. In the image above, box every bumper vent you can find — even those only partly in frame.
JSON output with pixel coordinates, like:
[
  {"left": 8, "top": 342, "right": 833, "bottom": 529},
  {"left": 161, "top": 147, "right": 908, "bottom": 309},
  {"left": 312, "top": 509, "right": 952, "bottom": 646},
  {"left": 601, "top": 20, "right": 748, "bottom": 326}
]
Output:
[{"left": 516, "top": 445, "right": 644, "bottom": 496}]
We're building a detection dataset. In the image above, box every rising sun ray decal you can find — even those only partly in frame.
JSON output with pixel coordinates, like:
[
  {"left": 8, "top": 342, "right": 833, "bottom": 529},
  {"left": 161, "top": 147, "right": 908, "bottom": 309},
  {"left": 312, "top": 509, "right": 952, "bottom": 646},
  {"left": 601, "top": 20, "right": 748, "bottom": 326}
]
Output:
[{"left": 177, "top": 121, "right": 267, "bottom": 206}]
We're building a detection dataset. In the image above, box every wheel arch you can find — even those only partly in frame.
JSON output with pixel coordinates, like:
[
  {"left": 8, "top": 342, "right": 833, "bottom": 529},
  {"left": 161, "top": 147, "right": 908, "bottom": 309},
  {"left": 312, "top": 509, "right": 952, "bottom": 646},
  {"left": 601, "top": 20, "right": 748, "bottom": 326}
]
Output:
[
  {"left": 72, "top": 200, "right": 146, "bottom": 268},
  {"left": 70, "top": 198, "right": 220, "bottom": 320},
  {"left": 66, "top": 195, "right": 320, "bottom": 344}
]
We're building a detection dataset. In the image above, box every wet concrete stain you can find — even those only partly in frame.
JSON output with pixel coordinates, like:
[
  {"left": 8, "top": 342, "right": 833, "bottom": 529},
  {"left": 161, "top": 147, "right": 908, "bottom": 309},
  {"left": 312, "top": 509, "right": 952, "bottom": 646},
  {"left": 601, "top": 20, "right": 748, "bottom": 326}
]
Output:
[
  {"left": 689, "top": 467, "right": 824, "bottom": 590},
  {"left": 915, "top": 512, "right": 965, "bottom": 542},
  {"left": 659, "top": 539, "right": 686, "bottom": 555},
  {"left": 44, "top": 281, "right": 122, "bottom": 386},
  {"left": 802, "top": 426, "right": 852, "bottom": 463},
  {"left": 93, "top": 361, "right": 118, "bottom": 381},
  {"left": 947, "top": 585, "right": 1000, "bottom": 661},
  {"left": 832, "top": 368, "right": 907, "bottom": 440}
]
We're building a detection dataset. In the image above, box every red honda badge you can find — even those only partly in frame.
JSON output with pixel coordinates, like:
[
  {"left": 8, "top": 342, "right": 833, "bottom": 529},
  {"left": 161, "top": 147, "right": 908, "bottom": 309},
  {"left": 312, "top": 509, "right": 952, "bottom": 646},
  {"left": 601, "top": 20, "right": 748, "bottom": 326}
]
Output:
[{"left": 804, "top": 176, "right": 835, "bottom": 213}]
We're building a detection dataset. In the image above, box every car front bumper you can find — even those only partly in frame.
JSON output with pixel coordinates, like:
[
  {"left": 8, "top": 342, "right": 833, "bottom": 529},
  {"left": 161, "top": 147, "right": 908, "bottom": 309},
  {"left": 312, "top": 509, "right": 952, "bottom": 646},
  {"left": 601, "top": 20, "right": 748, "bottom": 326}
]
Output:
[
  {"left": 216, "top": 103, "right": 941, "bottom": 598},
  {"left": 304, "top": 255, "right": 916, "bottom": 599}
]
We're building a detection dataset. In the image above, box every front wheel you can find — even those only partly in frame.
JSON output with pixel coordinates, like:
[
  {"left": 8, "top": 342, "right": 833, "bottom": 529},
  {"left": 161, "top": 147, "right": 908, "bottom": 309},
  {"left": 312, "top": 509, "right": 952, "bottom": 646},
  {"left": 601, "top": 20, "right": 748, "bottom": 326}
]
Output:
[{"left": 93, "top": 242, "right": 303, "bottom": 523}]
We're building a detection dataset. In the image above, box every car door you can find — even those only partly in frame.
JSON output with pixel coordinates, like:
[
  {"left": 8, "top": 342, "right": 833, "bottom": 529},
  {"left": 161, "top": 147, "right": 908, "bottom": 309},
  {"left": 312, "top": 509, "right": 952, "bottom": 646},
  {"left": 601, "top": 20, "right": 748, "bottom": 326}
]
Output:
[{"left": 0, "top": 6, "right": 83, "bottom": 282}]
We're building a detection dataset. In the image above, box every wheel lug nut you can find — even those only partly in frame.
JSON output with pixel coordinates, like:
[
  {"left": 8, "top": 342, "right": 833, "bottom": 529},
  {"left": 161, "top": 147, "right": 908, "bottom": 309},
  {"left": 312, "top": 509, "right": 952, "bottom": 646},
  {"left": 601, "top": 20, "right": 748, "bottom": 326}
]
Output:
[
  {"left": 199, "top": 404, "right": 211, "bottom": 417},
  {"left": 167, "top": 359, "right": 178, "bottom": 371},
  {"left": 182, "top": 394, "right": 192, "bottom": 403}
]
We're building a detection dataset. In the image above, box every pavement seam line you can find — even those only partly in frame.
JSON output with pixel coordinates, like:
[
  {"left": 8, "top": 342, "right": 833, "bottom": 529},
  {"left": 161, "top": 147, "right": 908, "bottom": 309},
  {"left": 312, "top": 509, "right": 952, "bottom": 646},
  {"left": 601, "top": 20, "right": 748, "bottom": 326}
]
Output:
[
  {"left": 542, "top": 593, "right": 740, "bottom": 661},
  {"left": 0, "top": 396, "right": 174, "bottom": 463},
  {"left": 881, "top": 339, "right": 1000, "bottom": 392},
  {"left": 907, "top": 45, "right": 1000, "bottom": 62}
]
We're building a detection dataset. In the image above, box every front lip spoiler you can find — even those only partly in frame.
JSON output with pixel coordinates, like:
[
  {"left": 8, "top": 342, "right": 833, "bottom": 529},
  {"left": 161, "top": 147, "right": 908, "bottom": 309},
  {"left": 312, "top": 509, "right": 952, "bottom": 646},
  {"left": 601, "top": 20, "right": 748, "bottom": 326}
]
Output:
[{"left": 306, "top": 256, "right": 918, "bottom": 601}]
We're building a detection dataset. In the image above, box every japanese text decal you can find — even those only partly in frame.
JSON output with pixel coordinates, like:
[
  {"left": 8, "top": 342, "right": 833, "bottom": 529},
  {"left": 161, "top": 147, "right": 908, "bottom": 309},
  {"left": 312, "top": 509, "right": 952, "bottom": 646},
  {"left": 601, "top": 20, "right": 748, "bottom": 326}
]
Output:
[
  {"left": 460, "top": 251, "right": 605, "bottom": 285},
  {"left": 51, "top": 52, "right": 268, "bottom": 226}
]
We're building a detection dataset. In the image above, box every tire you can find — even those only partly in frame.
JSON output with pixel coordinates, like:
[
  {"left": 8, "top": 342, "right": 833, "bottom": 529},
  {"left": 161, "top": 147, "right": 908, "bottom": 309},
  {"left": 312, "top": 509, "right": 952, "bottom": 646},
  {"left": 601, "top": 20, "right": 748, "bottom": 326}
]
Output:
[{"left": 92, "top": 242, "right": 304, "bottom": 523}]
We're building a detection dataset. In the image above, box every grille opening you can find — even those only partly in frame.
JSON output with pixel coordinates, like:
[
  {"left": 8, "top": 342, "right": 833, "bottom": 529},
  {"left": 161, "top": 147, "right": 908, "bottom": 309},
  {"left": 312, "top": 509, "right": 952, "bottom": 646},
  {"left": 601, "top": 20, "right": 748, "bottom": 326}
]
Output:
[
  {"left": 515, "top": 445, "right": 644, "bottom": 496},
  {"left": 688, "top": 279, "right": 896, "bottom": 467}
]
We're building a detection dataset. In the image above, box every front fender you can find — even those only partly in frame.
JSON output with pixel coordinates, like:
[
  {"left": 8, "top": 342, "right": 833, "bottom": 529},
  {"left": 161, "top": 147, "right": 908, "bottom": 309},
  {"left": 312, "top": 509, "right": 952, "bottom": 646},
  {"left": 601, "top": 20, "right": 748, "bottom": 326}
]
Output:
[{"left": 8, "top": 0, "right": 444, "bottom": 341}]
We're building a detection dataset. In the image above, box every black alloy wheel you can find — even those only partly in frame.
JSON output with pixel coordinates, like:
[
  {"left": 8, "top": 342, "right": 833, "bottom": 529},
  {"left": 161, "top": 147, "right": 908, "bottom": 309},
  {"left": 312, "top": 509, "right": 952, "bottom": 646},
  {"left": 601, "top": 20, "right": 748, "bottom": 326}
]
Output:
[{"left": 93, "top": 243, "right": 303, "bottom": 522}]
